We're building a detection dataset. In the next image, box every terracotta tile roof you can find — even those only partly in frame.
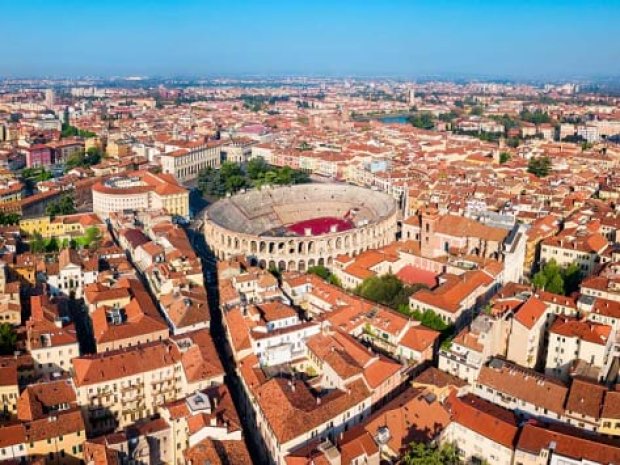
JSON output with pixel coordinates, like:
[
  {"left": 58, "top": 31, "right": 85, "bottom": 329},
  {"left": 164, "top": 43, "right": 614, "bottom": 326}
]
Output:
[
  {"left": 602, "top": 390, "right": 620, "bottom": 420},
  {"left": 513, "top": 296, "right": 548, "bottom": 329},
  {"left": 72, "top": 340, "right": 181, "bottom": 387},
  {"left": 591, "top": 297, "right": 620, "bottom": 319},
  {"left": 435, "top": 215, "right": 508, "bottom": 242},
  {"left": 365, "top": 387, "right": 450, "bottom": 454},
  {"left": 258, "top": 301, "right": 297, "bottom": 322},
  {"left": 224, "top": 307, "right": 253, "bottom": 354},
  {"left": 517, "top": 422, "right": 620, "bottom": 464},
  {"left": 549, "top": 317, "right": 611, "bottom": 346},
  {"left": 396, "top": 265, "right": 438, "bottom": 288},
  {"left": 17, "top": 379, "right": 77, "bottom": 421},
  {"left": 410, "top": 270, "right": 493, "bottom": 313},
  {"left": 412, "top": 366, "right": 466, "bottom": 388},
  {"left": 184, "top": 439, "right": 252, "bottom": 465},
  {"left": 565, "top": 379, "right": 606, "bottom": 419},
  {"left": 446, "top": 393, "right": 519, "bottom": 449},
  {"left": 23, "top": 408, "right": 85, "bottom": 442},
  {"left": 399, "top": 325, "right": 440, "bottom": 352},
  {"left": 0, "top": 359, "right": 18, "bottom": 387},
  {"left": 478, "top": 359, "right": 568, "bottom": 415},
  {"left": 255, "top": 378, "right": 370, "bottom": 443},
  {"left": 0, "top": 424, "right": 26, "bottom": 448},
  {"left": 173, "top": 329, "right": 224, "bottom": 383}
]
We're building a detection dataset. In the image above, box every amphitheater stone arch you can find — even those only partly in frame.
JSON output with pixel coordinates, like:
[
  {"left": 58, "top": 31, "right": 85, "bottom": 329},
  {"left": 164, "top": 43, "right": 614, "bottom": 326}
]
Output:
[{"left": 204, "top": 184, "right": 398, "bottom": 274}]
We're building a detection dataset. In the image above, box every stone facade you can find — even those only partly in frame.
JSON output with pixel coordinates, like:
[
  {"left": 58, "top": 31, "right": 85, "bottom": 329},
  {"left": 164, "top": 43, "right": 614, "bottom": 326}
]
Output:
[{"left": 204, "top": 184, "right": 399, "bottom": 272}]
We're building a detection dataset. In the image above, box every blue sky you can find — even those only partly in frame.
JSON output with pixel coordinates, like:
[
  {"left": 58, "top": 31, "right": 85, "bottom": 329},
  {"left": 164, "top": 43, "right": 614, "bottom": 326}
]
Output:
[{"left": 2, "top": 0, "right": 619, "bottom": 78}]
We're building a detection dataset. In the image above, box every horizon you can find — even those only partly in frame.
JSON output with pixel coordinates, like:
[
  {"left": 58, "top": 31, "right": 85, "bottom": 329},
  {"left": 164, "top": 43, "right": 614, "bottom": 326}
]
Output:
[{"left": 3, "top": 0, "right": 620, "bottom": 79}]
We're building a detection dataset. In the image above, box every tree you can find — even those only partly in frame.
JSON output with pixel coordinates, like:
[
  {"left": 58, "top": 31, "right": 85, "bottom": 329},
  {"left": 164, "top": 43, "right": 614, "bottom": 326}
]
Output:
[
  {"left": 499, "top": 152, "right": 511, "bottom": 164},
  {"left": 246, "top": 157, "right": 270, "bottom": 180},
  {"left": 408, "top": 112, "right": 435, "bottom": 130},
  {"left": 438, "top": 111, "right": 458, "bottom": 123},
  {"left": 491, "top": 114, "right": 519, "bottom": 132},
  {"left": 506, "top": 137, "right": 520, "bottom": 148},
  {"left": 225, "top": 174, "right": 248, "bottom": 193},
  {"left": 356, "top": 274, "right": 422, "bottom": 310},
  {"left": 562, "top": 262, "right": 582, "bottom": 295},
  {"left": 61, "top": 122, "right": 96, "bottom": 138},
  {"left": 76, "top": 226, "right": 102, "bottom": 249},
  {"left": 45, "top": 237, "right": 60, "bottom": 253},
  {"left": 197, "top": 167, "right": 226, "bottom": 197},
  {"left": 0, "top": 212, "right": 20, "bottom": 225},
  {"left": 0, "top": 323, "right": 17, "bottom": 355},
  {"left": 470, "top": 106, "right": 484, "bottom": 116},
  {"left": 527, "top": 156, "right": 552, "bottom": 178},
  {"left": 46, "top": 194, "right": 76, "bottom": 218},
  {"left": 532, "top": 259, "right": 583, "bottom": 296},
  {"left": 520, "top": 109, "right": 551, "bottom": 125},
  {"left": 307, "top": 265, "right": 341, "bottom": 287},
  {"left": 30, "top": 232, "right": 46, "bottom": 253},
  {"left": 198, "top": 160, "right": 310, "bottom": 198},
  {"left": 400, "top": 442, "right": 461, "bottom": 465},
  {"left": 409, "top": 308, "right": 450, "bottom": 332}
]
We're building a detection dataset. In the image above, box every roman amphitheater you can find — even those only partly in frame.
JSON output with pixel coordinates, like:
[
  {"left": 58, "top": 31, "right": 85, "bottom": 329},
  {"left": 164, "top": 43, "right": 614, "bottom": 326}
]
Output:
[{"left": 204, "top": 183, "right": 399, "bottom": 272}]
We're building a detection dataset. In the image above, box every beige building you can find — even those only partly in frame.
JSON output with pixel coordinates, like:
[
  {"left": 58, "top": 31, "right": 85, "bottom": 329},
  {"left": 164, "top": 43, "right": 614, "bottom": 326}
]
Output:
[
  {"left": 0, "top": 362, "right": 19, "bottom": 419},
  {"left": 540, "top": 230, "right": 608, "bottom": 276},
  {"left": 545, "top": 317, "right": 613, "bottom": 381},
  {"left": 27, "top": 295, "right": 80, "bottom": 377},
  {"left": 106, "top": 138, "right": 133, "bottom": 158},
  {"left": 17, "top": 380, "right": 86, "bottom": 465},
  {"left": 72, "top": 341, "right": 186, "bottom": 435},
  {"left": 92, "top": 170, "right": 189, "bottom": 219},
  {"left": 599, "top": 390, "right": 620, "bottom": 437},
  {"left": 442, "top": 394, "right": 518, "bottom": 465},
  {"left": 515, "top": 422, "right": 620, "bottom": 465},
  {"left": 160, "top": 140, "right": 221, "bottom": 183},
  {"left": 238, "top": 356, "right": 372, "bottom": 465},
  {"left": 506, "top": 296, "right": 550, "bottom": 369}
]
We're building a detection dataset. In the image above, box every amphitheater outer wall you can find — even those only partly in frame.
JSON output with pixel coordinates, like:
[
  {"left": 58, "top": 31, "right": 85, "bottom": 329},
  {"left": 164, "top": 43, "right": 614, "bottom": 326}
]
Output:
[{"left": 203, "top": 184, "right": 399, "bottom": 272}]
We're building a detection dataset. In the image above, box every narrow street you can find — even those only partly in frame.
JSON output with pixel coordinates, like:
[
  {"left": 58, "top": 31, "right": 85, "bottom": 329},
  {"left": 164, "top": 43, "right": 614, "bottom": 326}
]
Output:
[{"left": 186, "top": 220, "right": 268, "bottom": 465}]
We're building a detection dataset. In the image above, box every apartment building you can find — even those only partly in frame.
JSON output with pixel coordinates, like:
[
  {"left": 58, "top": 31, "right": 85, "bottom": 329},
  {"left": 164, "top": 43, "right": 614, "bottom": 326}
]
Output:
[
  {"left": 545, "top": 317, "right": 613, "bottom": 382},
  {"left": 515, "top": 422, "right": 620, "bottom": 465},
  {"left": 475, "top": 358, "right": 568, "bottom": 422},
  {"left": 26, "top": 295, "right": 80, "bottom": 378},
  {"left": 72, "top": 341, "right": 186, "bottom": 435},
  {"left": 540, "top": 229, "right": 609, "bottom": 276},
  {"left": 160, "top": 140, "right": 221, "bottom": 183},
  {"left": 442, "top": 393, "right": 519, "bottom": 465},
  {"left": 409, "top": 270, "right": 497, "bottom": 328},
  {"left": 45, "top": 248, "right": 99, "bottom": 299},
  {"left": 238, "top": 357, "right": 372, "bottom": 465},
  {"left": 17, "top": 380, "right": 86, "bottom": 465}
]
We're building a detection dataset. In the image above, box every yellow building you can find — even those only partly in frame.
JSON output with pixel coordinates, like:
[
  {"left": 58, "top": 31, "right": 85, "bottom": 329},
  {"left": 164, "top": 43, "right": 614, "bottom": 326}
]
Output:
[
  {"left": 0, "top": 362, "right": 19, "bottom": 419},
  {"left": 8, "top": 253, "right": 37, "bottom": 286},
  {"left": 19, "top": 213, "right": 104, "bottom": 240},
  {"left": 84, "top": 136, "right": 103, "bottom": 152},
  {"left": 600, "top": 390, "right": 620, "bottom": 436},
  {"left": 0, "top": 180, "right": 23, "bottom": 204},
  {"left": 106, "top": 138, "right": 132, "bottom": 159},
  {"left": 72, "top": 341, "right": 187, "bottom": 435},
  {"left": 25, "top": 410, "right": 85, "bottom": 465}
]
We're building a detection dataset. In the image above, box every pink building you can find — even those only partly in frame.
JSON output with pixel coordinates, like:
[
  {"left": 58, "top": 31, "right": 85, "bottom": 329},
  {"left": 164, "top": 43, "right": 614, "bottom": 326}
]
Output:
[{"left": 26, "top": 144, "right": 53, "bottom": 168}]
